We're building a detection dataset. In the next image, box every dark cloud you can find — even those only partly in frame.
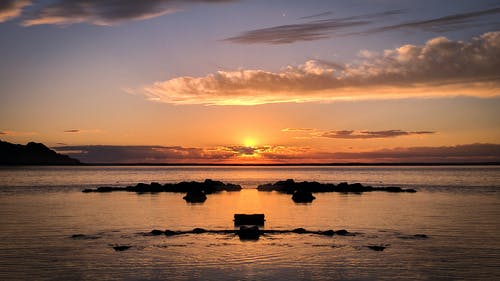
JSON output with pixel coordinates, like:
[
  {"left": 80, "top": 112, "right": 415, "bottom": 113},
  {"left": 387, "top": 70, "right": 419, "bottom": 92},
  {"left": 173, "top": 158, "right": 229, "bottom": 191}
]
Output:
[
  {"left": 360, "top": 7, "right": 500, "bottom": 34},
  {"left": 299, "top": 11, "right": 334, "bottom": 20},
  {"left": 225, "top": 7, "right": 500, "bottom": 45},
  {"left": 64, "top": 129, "right": 80, "bottom": 133},
  {"left": 21, "top": 0, "right": 235, "bottom": 26},
  {"left": 226, "top": 145, "right": 257, "bottom": 156},
  {"left": 0, "top": 131, "right": 5, "bottom": 135},
  {"left": 332, "top": 143, "right": 500, "bottom": 163},
  {"left": 224, "top": 10, "right": 403, "bottom": 44},
  {"left": 54, "top": 145, "right": 241, "bottom": 163},
  {"left": 0, "top": 0, "right": 31, "bottom": 22},
  {"left": 146, "top": 32, "right": 500, "bottom": 105},
  {"left": 320, "top": 130, "right": 435, "bottom": 139},
  {"left": 53, "top": 143, "right": 500, "bottom": 163}
]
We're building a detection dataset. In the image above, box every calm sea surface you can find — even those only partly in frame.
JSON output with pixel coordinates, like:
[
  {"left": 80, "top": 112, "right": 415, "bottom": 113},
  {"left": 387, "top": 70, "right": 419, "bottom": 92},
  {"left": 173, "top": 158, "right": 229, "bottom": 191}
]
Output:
[{"left": 0, "top": 166, "right": 499, "bottom": 280}]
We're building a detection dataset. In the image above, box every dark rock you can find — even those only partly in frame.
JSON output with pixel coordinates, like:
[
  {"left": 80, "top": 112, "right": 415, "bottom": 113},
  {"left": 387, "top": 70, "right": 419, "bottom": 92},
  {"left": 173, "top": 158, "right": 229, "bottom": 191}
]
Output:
[
  {"left": 292, "top": 228, "right": 307, "bottom": 234},
  {"left": 164, "top": 230, "right": 180, "bottom": 236},
  {"left": 237, "top": 225, "right": 260, "bottom": 240},
  {"left": 367, "top": 245, "right": 389, "bottom": 251},
  {"left": 183, "top": 190, "right": 207, "bottom": 203},
  {"left": 70, "top": 234, "right": 100, "bottom": 240},
  {"left": 334, "top": 229, "right": 350, "bottom": 236},
  {"left": 292, "top": 189, "right": 316, "bottom": 203},
  {"left": 192, "top": 228, "right": 207, "bottom": 234},
  {"left": 319, "top": 230, "right": 335, "bottom": 236},
  {"left": 96, "top": 186, "right": 115, "bottom": 192},
  {"left": 113, "top": 245, "right": 131, "bottom": 251},
  {"left": 256, "top": 180, "right": 417, "bottom": 194},
  {"left": 234, "top": 214, "right": 265, "bottom": 226},
  {"left": 83, "top": 179, "right": 241, "bottom": 193},
  {"left": 150, "top": 229, "right": 164, "bottom": 236}
]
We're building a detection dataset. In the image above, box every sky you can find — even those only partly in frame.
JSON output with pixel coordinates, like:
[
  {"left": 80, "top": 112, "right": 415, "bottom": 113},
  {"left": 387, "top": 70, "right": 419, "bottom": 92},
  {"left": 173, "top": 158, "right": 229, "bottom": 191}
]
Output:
[{"left": 1, "top": 0, "right": 499, "bottom": 163}]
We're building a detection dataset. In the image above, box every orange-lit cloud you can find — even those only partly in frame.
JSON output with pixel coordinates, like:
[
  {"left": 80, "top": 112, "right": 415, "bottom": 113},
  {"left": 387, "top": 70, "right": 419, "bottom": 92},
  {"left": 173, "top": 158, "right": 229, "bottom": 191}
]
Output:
[
  {"left": 281, "top": 128, "right": 314, "bottom": 132},
  {"left": 144, "top": 32, "right": 500, "bottom": 105},
  {"left": 20, "top": 0, "right": 235, "bottom": 26},
  {"left": 0, "top": 0, "right": 31, "bottom": 23},
  {"left": 317, "top": 130, "right": 435, "bottom": 139},
  {"left": 282, "top": 128, "right": 435, "bottom": 139}
]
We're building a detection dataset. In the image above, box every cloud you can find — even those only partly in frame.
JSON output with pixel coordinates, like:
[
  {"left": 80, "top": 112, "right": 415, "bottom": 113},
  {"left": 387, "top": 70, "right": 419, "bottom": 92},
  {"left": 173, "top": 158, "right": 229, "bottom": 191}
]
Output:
[
  {"left": 281, "top": 128, "right": 314, "bottom": 132},
  {"left": 20, "top": 0, "right": 234, "bottom": 26},
  {"left": 299, "top": 11, "right": 334, "bottom": 20},
  {"left": 331, "top": 143, "right": 500, "bottom": 163},
  {"left": 63, "top": 129, "right": 102, "bottom": 134},
  {"left": 0, "top": 0, "right": 31, "bottom": 23},
  {"left": 144, "top": 32, "right": 500, "bottom": 105},
  {"left": 358, "top": 7, "right": 500, "bottom": 35},
  {"left": 318, "top": 130, "right": 435, "bottom": 139},
  {"left": 225, "top": 7, "right": 499, "bottom": 45},
  {"left": 53, "top": 144, "right": 273, "bottom": 163},
  {"left": 0, "top": 130, "right": 37, "bottom": 136},
  {"left": 224, "top": 10, "right": 403, "bottom": 44},
  {"left": 53, "top": 143, "right": 500, "bottom": 163}
]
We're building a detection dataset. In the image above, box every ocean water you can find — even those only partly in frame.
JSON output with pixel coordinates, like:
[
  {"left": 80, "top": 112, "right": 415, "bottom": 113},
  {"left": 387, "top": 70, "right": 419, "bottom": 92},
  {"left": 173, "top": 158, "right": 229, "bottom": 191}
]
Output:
[{"left": 0, "top": 166, "right": 499, "bottom": 280}]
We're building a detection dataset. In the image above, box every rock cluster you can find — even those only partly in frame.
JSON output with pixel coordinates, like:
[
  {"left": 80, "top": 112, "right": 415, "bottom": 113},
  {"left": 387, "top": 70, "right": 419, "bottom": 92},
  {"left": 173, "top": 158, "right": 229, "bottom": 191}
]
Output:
[
  {"left": 82, "top": 179, "right": 242, "bottom": 193},
  {"left": 258, "top": 179, "right": 416, "bottom": 193}
]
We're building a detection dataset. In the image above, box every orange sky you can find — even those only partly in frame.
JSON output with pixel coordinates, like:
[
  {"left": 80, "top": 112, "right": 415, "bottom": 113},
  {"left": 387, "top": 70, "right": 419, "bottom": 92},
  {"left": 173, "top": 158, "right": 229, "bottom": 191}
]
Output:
[{"left": 0, "top": 1, "right": 499, "bottom": 163}]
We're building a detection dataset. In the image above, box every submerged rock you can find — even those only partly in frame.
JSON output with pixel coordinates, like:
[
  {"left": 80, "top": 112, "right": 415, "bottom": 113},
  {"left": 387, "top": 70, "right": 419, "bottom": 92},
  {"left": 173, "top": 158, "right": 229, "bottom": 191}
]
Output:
[
  {"left": 292, "top": 189, "right": 316, "bottom": 203},
  {"left": 113, "top": 245, "right": 132, "bottom": 251},
  {"left": 237, "top": 225, "right": 261, "bottom": 240},
  {"left": 192, "top": 228, "right": 207, "bottom": 234},
  {"left": 149, "top": 229, "right": 164, "bottom": 236},
  {"left": 82, "top": 179, "right": 242, "bottom": 194},
  {"left": 183, "top": 190, "right": 207, "bottom": 203},
  {"left": 292, "top": 228, "right": 307, "bottom": 234},
  {"left": 234, "top": 214, "right": 265, "bottom": 226},
  {"left": 367, "top": 245, "right": 389, "bottom": 251},
  {"left": 258, "top": 180, "right": 417, "bottom": 194}
]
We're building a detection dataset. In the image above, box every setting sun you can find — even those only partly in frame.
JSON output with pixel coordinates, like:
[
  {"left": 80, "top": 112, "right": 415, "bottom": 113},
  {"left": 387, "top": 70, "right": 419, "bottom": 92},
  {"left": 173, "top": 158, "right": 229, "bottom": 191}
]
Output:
[{"left": 243, "top": 138, "right": 257, "bottom": 147}]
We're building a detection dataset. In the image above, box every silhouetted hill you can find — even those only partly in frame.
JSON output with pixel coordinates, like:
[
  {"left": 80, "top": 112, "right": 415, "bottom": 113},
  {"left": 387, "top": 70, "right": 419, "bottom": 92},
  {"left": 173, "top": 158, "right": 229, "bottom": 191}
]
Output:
[{"left": 0, "top": 140, "right": 80, "bottom": 165}]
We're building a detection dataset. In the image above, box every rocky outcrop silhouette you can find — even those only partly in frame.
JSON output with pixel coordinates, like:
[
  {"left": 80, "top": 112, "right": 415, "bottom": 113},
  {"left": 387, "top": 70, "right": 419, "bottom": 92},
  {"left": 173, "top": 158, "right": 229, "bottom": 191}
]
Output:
[
  {"left": 258, "top": 179, "right": 416, "bottom": 193},
  {"left": 82, "top": 179, "right": 242, "bottom": 193},
  {"left": 183, "top": 189, "right": 207, "bottom": 203},
  {"left": 292, "top": 189, "right": 316, "bottom": 203},
  {"left": 0, "top": 140, "right": 80, "bottom": 165}
]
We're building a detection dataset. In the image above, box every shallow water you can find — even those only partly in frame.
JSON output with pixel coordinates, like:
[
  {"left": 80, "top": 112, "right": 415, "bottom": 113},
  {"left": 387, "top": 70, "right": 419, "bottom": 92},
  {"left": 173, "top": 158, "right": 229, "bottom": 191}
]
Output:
[{"left": 0, "top": 166, "right": 499, "bottom": 280}]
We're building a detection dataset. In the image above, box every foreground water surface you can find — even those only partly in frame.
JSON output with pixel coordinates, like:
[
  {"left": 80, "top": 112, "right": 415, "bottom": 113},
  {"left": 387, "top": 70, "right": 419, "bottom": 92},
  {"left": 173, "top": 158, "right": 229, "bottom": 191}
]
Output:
[{"left": 0, "top": 166, "right": 499, "bottom": 280}]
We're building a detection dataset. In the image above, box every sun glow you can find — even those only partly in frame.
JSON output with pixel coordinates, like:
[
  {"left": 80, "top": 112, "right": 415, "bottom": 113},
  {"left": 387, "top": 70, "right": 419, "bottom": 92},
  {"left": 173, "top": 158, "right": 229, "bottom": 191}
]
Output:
[{"left": 243, "top": 138, "right": 257, "bottom": 148}]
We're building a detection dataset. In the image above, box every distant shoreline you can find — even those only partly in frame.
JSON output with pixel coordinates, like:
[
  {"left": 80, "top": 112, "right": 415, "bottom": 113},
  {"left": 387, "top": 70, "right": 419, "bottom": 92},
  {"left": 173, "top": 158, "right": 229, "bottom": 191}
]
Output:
[{"left": 2, "top": 162, "right": 499, "bottom": 167}]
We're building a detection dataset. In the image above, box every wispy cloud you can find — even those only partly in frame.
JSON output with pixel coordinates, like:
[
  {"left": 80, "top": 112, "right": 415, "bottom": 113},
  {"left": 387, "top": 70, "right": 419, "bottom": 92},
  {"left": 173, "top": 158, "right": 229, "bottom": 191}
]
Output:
[
  {"left": 16, "top": 0, "right": 235, "bottom": 26},
  {"left": 299, "top": 11, "right": 334, "bottom": 20},
  {"left": 331, "top": 143, "right": 500, "bottom": 163},
  {"left": 357, "top": 7, "right": 500, "bottom": 35},
  {"left": 281, "top": 128, "right": 314, "bottom": 132},
  {"left": 0, "top": 0, "right": 31, "bottom": 23},
  {"left": 144, "top": 32, "right": 500, "bottom": 105},
  {"left": 225, "top": 7, "right": 500, "bottom": 45},
  {"left": 224, "top": 10, "right": 403, "bottom": 44},
  {"left": 0, "top": 130, "right": 37, "bottom": 136},
  {"left": 53, "top": 143, "right": 500, "bottom": 163},
  {"left": 318, "top": 130, "right": 435, "bottom": 139},
  {"left": 63, "top": 129, "right": 102, "bottom": 134}
]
